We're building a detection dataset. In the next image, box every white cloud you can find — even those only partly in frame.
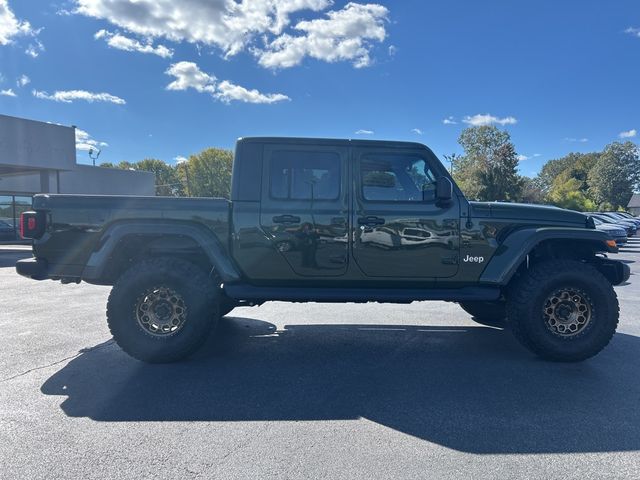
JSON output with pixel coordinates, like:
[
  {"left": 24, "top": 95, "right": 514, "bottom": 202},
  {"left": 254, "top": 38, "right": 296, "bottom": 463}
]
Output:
[
  {"left": 0, "top": 88, "right": 16, "bottom": 97},
  {"left": 74, "top": 1, "right": 388, "bottom": 69},
  {"left": 165, "top": 61, "right": 289, "bottom": 104},
  {"left": 215, "top": 80, "right": 290, "bottom": 104},
  {"left": 174, "top": 155, "right": 188, "bottom": 164},
  {"left": 442, "top": 116, "right": 457, "bottom": 125},
  {"left": 0, "top": 0, "right": 34, "bottom": 45},
  {"left": 388, "top": 44, "right": 397, "bottom": 56},
  {"left": 625, "top": 27, "right": 640, "bottom": 38},
  {"left": 33, "top": 89, "right": 126, "bottom": 104},
  {"left": 75, "top": 128, "right": 108, "bottom": 151},
  {"left": 410, "top": 128, "right": 423, "bottom": 135},
  {"left": 257, "top": 3, "right": 389, "bottom": 68},
  {"left": 517, "top": 153, "right": 541, "bottom": 162},
  {"left": 355, "top": 129, "right": 374, "bottom": 135},
  {"left": 75, "top": 0, "right": 330, "bottom": 57},
  {"left": 16, "top": 74, "right": 29, "bottom": 87},
  {"left": 94, "top": 29, "right": 173, "bottom": 58},
  {"left": 165, "top": 61, "right": 217, "bottom": 94},
  {"left": 564, "top": 137, "right": 589, "bottom": 143},
  {"left": 619, "top": 129, "right": 637, "bottom": 139},
  {"left": 25, "top": 38, "right": 44, "bottom": 57},
  {"left": 462, "top": 114, "right": 517, "bottom": 127}
]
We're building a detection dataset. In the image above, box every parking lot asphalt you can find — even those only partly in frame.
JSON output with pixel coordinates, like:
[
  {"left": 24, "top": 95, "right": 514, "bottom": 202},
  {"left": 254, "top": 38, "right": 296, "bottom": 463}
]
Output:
[{"left": 1, "top": 240, "right": 640, "bottom": 480}]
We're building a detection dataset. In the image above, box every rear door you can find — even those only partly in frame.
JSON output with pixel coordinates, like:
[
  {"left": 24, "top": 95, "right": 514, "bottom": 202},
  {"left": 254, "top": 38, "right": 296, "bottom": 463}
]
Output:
[
  {"left": 259, "top": 144, "right": 349, "bottom": 277},
  {"left": 351, "top": 147, "right": 460, "bottom": 278}
]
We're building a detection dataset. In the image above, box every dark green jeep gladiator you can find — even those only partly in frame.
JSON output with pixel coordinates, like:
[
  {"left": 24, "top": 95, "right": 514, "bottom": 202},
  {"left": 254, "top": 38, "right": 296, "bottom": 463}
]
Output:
[{"left": 17, "top": 137, "right": 630, "bottom": 363}]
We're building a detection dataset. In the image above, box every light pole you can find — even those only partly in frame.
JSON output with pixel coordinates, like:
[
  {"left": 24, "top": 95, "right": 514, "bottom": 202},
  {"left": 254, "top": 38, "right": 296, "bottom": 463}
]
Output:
[{"left": 88, "top": 147, "right": 101, "bottom": 166}]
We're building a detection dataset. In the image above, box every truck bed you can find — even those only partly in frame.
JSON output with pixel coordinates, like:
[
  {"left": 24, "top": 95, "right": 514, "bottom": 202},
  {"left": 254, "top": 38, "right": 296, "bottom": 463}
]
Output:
[{"left": 30, "top": 194, "right": 231, "bottom": 277}]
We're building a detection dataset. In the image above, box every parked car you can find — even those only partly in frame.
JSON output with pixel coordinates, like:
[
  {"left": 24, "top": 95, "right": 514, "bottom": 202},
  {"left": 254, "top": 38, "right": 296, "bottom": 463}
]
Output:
[
  {"left": 588, "top": 213, "right": 637, "bottom": 237},
  {"left": 0, "top": 219, "right": 16, "bottom": 241},
  {"left": 616, "top": 212, "right": 640, "bottom": 220},
  {"left": 589, "top": 216, "right": 628, "bottom": 245},
  {"left": 600, "top": 212, "right": 640, "bottom": 229}
]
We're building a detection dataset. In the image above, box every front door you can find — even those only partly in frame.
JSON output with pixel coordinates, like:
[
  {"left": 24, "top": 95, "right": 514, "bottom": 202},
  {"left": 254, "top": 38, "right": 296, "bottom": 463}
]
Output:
[
  {"left": 351, "top": 148, "right": 460, "bottom": 278},
  {"left": 260, "top": 144, "right": 349, "bottom": 277}
]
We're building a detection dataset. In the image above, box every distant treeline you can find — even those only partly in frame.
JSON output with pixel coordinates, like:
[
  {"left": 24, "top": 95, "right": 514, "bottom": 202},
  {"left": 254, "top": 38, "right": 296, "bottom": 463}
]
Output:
[{"left": 447, "top": 125, "right": 639, "bottom": 211}]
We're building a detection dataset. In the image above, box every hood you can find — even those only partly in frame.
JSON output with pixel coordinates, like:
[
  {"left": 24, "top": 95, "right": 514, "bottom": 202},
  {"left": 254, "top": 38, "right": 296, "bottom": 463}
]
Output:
[
  {"left": 596, "top": 223, "right": 626, "bottom": 233},
  {"left": 469, "top": 201, "right": 588, "bottom": 226}
]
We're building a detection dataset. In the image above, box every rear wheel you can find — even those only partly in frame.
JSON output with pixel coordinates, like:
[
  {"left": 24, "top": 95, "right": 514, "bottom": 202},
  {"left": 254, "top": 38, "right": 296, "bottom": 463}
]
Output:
[
  {"left": 107, "top": 257, "right": 219, "bottom": 363},
  {"left": 507, "top": 259, "right": 619, "bottom": 362},
  {"left": 459, "top": 301, "right": 506, "bottom": 328}
]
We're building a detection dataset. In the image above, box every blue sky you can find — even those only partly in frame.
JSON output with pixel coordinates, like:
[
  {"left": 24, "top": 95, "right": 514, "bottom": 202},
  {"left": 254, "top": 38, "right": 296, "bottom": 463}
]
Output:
[{"left": 0, "top": 0, "right": 639, "bottom": 177}]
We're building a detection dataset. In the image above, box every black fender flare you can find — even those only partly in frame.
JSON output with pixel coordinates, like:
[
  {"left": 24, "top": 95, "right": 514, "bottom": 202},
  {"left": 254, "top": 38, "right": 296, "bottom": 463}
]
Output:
[
  {"left": 81, "top": 221, "right": 242, "bottom": 283},
  {"left": 479, "top": 227, "right": 615, "bottom": 285}
]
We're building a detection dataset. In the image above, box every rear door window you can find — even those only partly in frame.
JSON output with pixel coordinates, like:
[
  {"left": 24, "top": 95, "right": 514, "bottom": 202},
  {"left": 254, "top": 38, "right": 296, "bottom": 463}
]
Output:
[{"left": 270, "top": 151, "right": 340, "bottom": 200}]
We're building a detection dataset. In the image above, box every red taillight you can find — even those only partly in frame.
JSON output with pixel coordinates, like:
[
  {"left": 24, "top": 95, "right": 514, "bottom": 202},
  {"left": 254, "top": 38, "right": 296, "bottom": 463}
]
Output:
[{"left": 20, "top": 211, "right": 45, "bottom": 239}]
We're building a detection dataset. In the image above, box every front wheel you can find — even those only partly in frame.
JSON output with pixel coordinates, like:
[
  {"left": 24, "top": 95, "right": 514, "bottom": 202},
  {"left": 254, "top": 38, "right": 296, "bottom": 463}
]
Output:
[
  {"left": 507, "top": 260, "right": 619, "bottom": 362},
  {"left": 107, "top": 257, "right": 219, "bottom": 363}
]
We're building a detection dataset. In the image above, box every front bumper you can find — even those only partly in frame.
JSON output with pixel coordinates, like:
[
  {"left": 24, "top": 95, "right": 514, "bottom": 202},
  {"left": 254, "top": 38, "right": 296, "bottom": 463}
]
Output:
[
  {"left": 16, "top": 258, "right": 48, "bottom": 280},
  {"left": 592, "top": 258, "right": 631, "bottom": 286}
]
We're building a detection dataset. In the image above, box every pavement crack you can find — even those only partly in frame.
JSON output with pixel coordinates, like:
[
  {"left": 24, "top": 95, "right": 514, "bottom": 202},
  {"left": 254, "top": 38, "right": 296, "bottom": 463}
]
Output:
[{"left": 0, "top": 339, "right": 115, "bottom": 383}]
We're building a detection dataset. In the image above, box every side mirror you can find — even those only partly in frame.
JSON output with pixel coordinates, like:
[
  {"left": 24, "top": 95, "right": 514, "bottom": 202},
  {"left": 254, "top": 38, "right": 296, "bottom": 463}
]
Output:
[{"left": 436, "top": 177, "right": 453, "bottom": 202}]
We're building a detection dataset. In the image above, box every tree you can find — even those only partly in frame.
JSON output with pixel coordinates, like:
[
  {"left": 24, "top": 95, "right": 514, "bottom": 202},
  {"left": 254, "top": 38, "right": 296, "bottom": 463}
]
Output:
[
  {"left": 547, "top": 174, "right": 596, "bottom": 211},
  {"left": 100, "top": 159, "right": 183, "bottom": 196},
  {"left": 519, "top": 176, "right": 545, "bottom": 204},
  {"left": 453, "top": 126, "right": 523, "bottom": 201},
  {"left": 587, "top": 141, "right": 640, "bottom": 209},
  {"left": 134, "top": 158, "right": 184, "bottom": 196},
  {"left": 181, "top": 148, "right": 233, "bottom": 198},
  {"left": 537, "top": 152, "right": 599, "bottom": 196}
]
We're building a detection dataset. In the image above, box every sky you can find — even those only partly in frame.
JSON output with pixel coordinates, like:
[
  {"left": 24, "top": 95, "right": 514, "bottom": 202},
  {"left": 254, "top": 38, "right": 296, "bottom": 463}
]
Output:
[{"left": 0, "top": 0, "right": 639, "bottom": 177}]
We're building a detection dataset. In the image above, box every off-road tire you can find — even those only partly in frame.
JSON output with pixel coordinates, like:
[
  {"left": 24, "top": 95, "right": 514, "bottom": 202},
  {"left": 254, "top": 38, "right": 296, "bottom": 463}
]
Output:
[
  {"left": 107, "top": 257, "right": 219, "bottom": 363},
  {"left": 459, "top": 301, "right": 506, "bottom": 328},
  {"left": 507, "top": 259, "right": 619, "bottom": 362}
]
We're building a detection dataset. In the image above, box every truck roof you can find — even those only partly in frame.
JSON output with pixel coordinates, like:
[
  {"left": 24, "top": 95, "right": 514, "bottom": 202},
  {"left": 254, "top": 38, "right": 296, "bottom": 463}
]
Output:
[{"left": 236, "top": 136, "right": 429, "bottom": 150}]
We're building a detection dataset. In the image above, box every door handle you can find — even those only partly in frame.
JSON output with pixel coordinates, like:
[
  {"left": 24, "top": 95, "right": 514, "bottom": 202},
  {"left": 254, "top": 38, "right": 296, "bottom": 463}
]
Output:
[
  {"left": 358, "top": 216, "right": 385, "bottom": 226},
  {"left": 273, "top": 214, "right": 301, "bottom": 224}
]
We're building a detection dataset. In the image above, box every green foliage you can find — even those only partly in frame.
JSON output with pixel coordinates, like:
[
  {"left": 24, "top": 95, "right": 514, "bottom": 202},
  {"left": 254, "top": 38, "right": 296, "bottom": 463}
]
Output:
[
  {"left": 587, "top": 141, "right": 640, "bottom": 209},
  {"left": 532, "top": 152, "right": 601, "bottom": 211},
  {"left": 519, "top": 176, "right": 545, "bottom": 204},
  {"left": 134, "top": 158, "right": 184, "bottom": 196},
  {"left": 453, "top": 126, "right": 523, "bottom": 201},
  {"left": 98, "top": 147, "right": 233, "bottom": 197},
  {"left": 547, "top": 175, "right": 596, "bottom": 211},
  {"left": 538, "top": 152, "right": 598, "bottom": 195},
  {"left": 180, "top": 148, "right": 233, "bottom": 198}
]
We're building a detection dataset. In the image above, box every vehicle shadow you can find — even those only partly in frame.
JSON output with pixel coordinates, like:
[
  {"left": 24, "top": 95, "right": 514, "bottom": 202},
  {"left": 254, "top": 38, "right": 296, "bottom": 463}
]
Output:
[{"left": 41, "top": 316, "right": 640, "bottom": 454}]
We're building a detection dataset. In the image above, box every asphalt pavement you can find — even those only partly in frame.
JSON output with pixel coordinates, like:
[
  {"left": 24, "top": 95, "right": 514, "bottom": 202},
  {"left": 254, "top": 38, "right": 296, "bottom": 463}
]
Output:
[{"left": 1, "top": 240, "right": 640, "bottom": 479}]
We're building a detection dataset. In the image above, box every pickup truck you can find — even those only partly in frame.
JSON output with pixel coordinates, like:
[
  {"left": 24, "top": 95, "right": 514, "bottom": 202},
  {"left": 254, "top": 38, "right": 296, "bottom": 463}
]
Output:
[{"left": 17, "top": 137, "right": 630, "bottom": 363}]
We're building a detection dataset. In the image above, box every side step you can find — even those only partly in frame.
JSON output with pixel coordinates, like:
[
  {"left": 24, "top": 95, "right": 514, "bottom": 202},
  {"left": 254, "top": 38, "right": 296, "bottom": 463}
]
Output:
[{"left": 224, "top": 285, "right": 501, "bottom": 303}]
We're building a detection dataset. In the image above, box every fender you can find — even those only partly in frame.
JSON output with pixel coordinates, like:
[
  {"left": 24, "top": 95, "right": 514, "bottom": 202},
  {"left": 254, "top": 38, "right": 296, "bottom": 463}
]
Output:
[
  {"left": 479, "top": 227, "right": 615, "bottom": 285},
  {"left": 81, "top": 221, "right": 242, "bottom": 283}
]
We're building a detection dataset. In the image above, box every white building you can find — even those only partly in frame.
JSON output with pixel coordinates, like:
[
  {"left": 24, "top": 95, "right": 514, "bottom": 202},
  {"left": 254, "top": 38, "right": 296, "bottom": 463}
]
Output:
[{"left": 0, "top": 114, "right": 155, "bottom": 242}]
